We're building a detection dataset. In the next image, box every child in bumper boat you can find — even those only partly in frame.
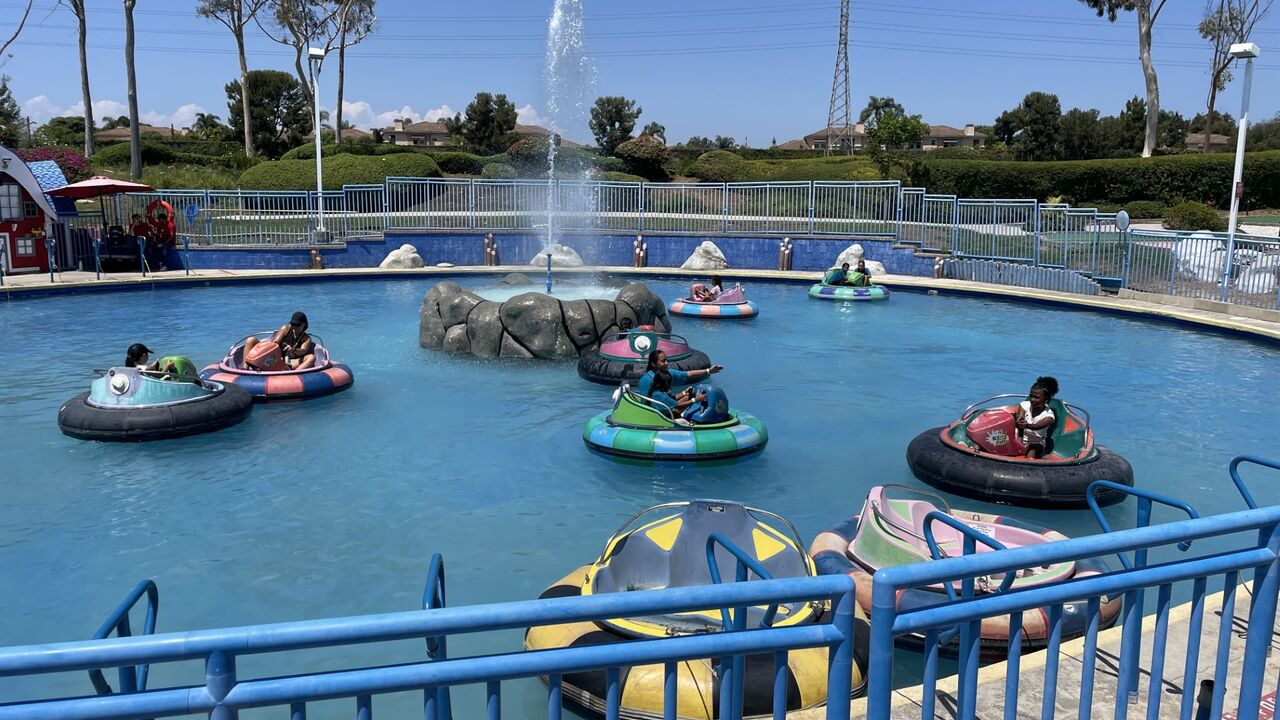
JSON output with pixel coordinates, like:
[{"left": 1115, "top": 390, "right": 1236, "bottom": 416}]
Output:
[
  {"left": 244, "top": 311, "right": 316, "bottom": 371},
  {"left": 1015, "top": 376, "right": 1059, "bottom": 458},
  {"left": 637, "top": 350, "right": 722, "bottom": 416},
  {"left": 692, "top": 275, "right": 724, "bottom": 302}
]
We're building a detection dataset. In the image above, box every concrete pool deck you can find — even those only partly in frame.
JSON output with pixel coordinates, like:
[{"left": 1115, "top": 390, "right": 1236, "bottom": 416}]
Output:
[
  {"left": 790, "top": 584, "right": 1265, "bottom": 719},
  {"left": 3, "top": 265, "right": 1278, "bottom": 344}
]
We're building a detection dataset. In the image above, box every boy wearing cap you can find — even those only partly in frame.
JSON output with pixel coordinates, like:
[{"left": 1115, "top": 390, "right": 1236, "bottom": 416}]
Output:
[
  {"left": 243, "top": 312, "right": 316, "bottom": 370},
  {"left": 123, "top": 343, "right": 175, "bottom": 374}
]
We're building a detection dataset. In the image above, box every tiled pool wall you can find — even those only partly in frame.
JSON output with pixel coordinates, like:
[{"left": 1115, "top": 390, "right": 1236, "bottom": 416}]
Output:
[{"left": 180, "top": 232, "right": 939, "bottom": 277}]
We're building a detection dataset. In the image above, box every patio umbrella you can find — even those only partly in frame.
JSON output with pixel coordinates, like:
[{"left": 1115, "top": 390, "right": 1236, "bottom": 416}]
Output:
[{"left": 46, "top": 176, "right": 156, "bottom": 229}]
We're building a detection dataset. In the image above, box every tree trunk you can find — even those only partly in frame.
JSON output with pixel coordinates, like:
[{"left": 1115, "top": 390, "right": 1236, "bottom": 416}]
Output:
[
  {"left": 335, "top": 28, "right": 346, "bottom": 145},
  {"left": 75, "top": 5, "right": 94, "bottom": 157},
  {"left": 1204, "top": 82, "right": 1219, "bottom": 153},
  {"left": 236, "top": 28, "right": 255, "bottom": 156},
  {"left": 1137, "top": 0, "right": 1159, "bottom": 158},
  {"left": 124, "top": 0, "right": 140, "bottom": 180}
]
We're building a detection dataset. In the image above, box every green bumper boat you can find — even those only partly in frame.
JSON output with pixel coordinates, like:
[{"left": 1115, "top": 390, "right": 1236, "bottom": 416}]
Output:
[{"left": 583, "top": 385, "right": 767, "bottom": 463}]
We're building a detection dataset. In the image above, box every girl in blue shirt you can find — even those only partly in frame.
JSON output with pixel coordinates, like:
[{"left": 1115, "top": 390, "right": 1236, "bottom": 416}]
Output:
[{"left": 636, "top": 350, "right": 723, "bottom": 414}]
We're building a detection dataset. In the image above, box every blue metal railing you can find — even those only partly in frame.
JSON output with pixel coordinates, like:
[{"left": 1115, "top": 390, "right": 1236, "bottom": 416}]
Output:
[
  {"left": 868, "top": 502, "right": 1280, "bottom": 720},
  {"left": 0, "top": 568, "right": 858, "bottom": 720}
]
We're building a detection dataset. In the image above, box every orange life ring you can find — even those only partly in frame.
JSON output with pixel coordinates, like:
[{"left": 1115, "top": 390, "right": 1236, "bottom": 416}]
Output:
[{"left": 146, "top": 200, "right": 175, "bottom": 232}]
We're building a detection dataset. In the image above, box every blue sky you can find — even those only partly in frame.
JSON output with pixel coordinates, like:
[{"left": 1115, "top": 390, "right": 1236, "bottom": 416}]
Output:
[{"left": 3, "top": 0, "right": 1278, "bottom": 146}]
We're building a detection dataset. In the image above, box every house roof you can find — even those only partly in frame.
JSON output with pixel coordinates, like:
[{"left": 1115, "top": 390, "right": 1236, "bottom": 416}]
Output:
[
  {"left": 302, "top": 127, "right": 374, "bottom": 141},
  {"left": 0, "top": 146, "right": 59, "bottom": 221},
  {"left": 928, "top": 124, "right": 986, "bottom": 139},
  {"left": 775, "top": 139, "right": 808, "bottom": 150},
  {"left": 95, "top": 123, "right": 177, "bottom": 141},
  {"left": 803, "top": 126, "right": 867, "bottom": 142},
  {"left": 385, "top": 120, "right": 450, "bottom": 134},
  {"left": 1185, "top": 132, "right": 1232, "bottom": 146},
  {"left": 801, "top": 123, "right": 986, "bottom": 143}
]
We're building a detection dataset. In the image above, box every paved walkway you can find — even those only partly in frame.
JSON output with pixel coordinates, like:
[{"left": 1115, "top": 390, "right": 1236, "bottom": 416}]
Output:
[
  {"left": 787, "top": 585, "right": 1271, "bottom": 719},
  {"left": 3, "top": 265, "right": 1277, "bottom": 343}
]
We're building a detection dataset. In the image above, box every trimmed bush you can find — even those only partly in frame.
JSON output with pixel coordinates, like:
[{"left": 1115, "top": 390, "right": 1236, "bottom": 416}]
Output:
[
  {"left": 1122, "top": 200, "right": 1167, "bottom": 219},
  {"left": 614, "top": 135, "right": 671, "bottom": 181},
  {"left": 431, "top": 151, "right": 485, "bottom": 175},
  {"left": 481, "top": 162, "right": 517, "bottom": 179},
  {"left": 690, "top": 150, "right": 749, "bottom": 183},
  {"left": 93, "top": 141, "right": 175, "bottom": 167},
  {"left": 280, "top": 142, "right": 414, "bottom": 160},
  {"left": 507, "top": 136, "right": 551, "bottom": 174},
  {"left": 1162, "top": 201, "right": 1226, "bottom": 232},
  {"left": 380, "top": 153, "right": 442, "bottom": 179},
  {"left": 915, "top": 151, "right": 1280, "bottom": 209},
  {"left": 592, "top": 171, "right": 647, "bottom": 183}
]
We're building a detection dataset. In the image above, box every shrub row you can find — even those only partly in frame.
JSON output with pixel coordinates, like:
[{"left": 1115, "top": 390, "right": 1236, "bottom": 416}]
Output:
[
  {"left": 280, "top": 143, "right": 416, "bottom": 160},
  {"left": 915, "top": 152, "right": 1280, "bottom": 208},
  {"left": 238, "top": 153, "right": 441, "bottom": 190}
]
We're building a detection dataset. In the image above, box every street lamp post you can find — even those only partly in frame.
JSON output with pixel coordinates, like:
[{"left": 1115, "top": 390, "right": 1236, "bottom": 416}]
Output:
[
  {"left": 308, "top": 46, "right": 327, "bottom": 239},
  {"left": 1222, "top": 42, "right": 1260, "bottom": 299}
]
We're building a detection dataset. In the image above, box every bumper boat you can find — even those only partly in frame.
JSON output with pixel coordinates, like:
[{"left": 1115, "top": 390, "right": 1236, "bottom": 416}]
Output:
[
  {"left": 584, "top": 384, "right": 767, "bottom": 463},
  {"left": 668, "top": 284, "right": 759, "bottom": 319},
  {"left": 198, "top": 332, "right": 354, "bottom": 402},
  {"left": 810, "top": 485, "right": 1120, "bottom": 659},
  {"left": 58, "top": 357, "right": 253, "bottom": 442},
  {"left": 525, "top": 500, "right": 870, "bottom": 719},
  {"left": 907, "top": 394, "right": 1133, "bottom": 508},
  {"left": 577, "top": 327, "right": 711, "bottom": 386},
  {"left": 808, "top": 283, "right": 889, "bottom": 301}
]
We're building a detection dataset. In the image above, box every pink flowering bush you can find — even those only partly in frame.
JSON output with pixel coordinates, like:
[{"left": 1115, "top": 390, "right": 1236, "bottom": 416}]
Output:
[{"left": 16, "top": 147, "right": 92, "bottom": 183}]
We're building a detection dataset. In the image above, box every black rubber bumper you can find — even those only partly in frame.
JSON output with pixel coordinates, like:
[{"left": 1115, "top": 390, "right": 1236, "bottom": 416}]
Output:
[
  {"left": 576, "top": 349, "right": 712, "bottom": 386},
  {"left": 57, "top": 383, "right": 254, "bottom": 442},
  {"left": 906, "top": 427, "right": 1134, "bottom": 508}
]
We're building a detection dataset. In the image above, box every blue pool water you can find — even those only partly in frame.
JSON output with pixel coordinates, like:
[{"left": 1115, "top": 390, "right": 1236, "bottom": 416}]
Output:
[{"left": 1, "top": 275, "right": 1277, "bottom": 713}]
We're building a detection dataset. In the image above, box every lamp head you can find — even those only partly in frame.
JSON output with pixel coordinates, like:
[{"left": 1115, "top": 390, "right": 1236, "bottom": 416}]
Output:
[
  {"left": 1229, "top": 42, "right": 1260, "bottom": 60},
  {"left": 307, "top": 46, "right": 326, "bottom": 61}
]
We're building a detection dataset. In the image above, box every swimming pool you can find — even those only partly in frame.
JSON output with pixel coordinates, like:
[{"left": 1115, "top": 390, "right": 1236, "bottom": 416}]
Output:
[{"left": 1, "top": 275, "right": 1276, "bottom": 713}]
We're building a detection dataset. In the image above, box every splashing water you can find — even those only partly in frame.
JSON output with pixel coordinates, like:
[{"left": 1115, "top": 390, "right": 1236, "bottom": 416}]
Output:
[{"left": 543, "top": 0, "right": 595, "bottom": 293}]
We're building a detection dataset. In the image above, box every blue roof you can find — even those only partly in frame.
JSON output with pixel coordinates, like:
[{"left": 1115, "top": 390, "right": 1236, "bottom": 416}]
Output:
[
  {"left": 25, "top": 161, "right": 77, "bottom": 216},
  {"left": 27, "top": 161, "right": 68, "bottom": 192}
]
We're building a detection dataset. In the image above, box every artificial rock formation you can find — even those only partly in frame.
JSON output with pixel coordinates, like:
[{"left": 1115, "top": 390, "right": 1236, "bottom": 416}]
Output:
[
  {"left": 834, "top": 243, "right": 886, "bottom": 276},
  {"left": 379, "top": 244, "right": 425, "bottom": 269},
  {"left": 530, "top": 244, "right": 585, "bottom": 268},
  {"left": 419, "top": 281, "right": 671, "bottom": 359},
  {"left": 681, "top": 241, "right": 729, "bottom": 270}
]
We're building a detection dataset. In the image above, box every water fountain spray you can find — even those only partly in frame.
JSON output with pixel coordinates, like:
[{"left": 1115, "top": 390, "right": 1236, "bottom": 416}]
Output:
[{"left": 543, "top": 0, "right": 593, "bottom": 295}]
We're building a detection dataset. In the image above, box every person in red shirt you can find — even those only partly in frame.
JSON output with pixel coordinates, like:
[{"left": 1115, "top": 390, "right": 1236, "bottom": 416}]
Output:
[{"left": 128, "top": 214, "right": 151, "bottom": 241}]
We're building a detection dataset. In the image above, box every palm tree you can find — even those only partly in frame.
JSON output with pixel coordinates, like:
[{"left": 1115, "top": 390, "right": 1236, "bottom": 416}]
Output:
[
  {"left": 858, "top": 96, "right": 904, "bottom": 126},
  {"left": 101, "top": 115, "right": 130, "bottom": 130},
  {"left": 124, "top": 0, "right": 140, "bottom": 180},
  {"left": 641, "top": 121, "right": 666, "bottom": 143},
  {"left": 64, "top": 0, "right": 95, "bottom": 157},
  {"left": 192, "top": 112, "right": 224, "bottom": 139}
]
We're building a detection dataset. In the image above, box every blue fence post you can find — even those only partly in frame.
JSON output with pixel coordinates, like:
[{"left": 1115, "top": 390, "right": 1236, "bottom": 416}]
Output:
[
  {"left": 722, "top": 184, "right": 729, "bottom": 234},
  {"left": 137, "top": 236, "right": 147, "bottom": 277},
  {"left": 1218, "top": 231, "right": 1235, "bottom": 303},
  {"left": 206, "top": 650, "right": 237, "bottom": 720},
  {"left": 1237, "top": 521, "right": 1280, "bottom": 718},
  {"left": 807, "top": 182, "right": 815, "bottom": 236},
  {"left": 638, "top": 182, "right": 645, "bottom": 233},
  {"left": 203, "top": 190, "right": 213, "bottom": 243},
  {"left": 950, "top": 198, "right": 959, "bottom": 252},
  {"left": 45, "top": 236, "right": 54, "bottom": 283},
  {"left": 183, "top": 236, "right": 191, "bottom": 276},
  {"left": 826, "top": 581, "right": 856, "bottom": 720},
  {"left": 1033, "top": 203, "right": 1041, "bottom": 266},
  {"left": 866, "top": 578, "right": 895, "bottom": 720},
  {"left": 1121, "top": 228, "right": 1133, "bottom": 289},
  {"left": 469, "top": 180, "right": 477, "bottom": 230},
  {"left": 894, "top": 185, "right": 903, "bottom": 243}
]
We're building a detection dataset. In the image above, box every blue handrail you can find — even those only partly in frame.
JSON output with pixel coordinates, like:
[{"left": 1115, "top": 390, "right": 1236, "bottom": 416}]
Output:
[
  {"left": 1229, "top": 454, "right": 1280, "bottom": 510},
  {"left": 705, "top": 532, "right": 781, "bottom": 629},
  {"left": 421, "top": 553, "right": 453, "bottom": 720},
  {"left": 87, "top": 579, "right": 159, "bottom": 696},
  {"left": 922, "top": 510, "right": 1016, "bottom": 600},
  {"left": 1087, "top": 481, "right": 1200, "bottom": 568}
]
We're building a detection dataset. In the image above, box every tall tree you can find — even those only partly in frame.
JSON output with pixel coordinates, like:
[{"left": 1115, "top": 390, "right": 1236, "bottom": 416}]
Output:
[
  {"left": 0, "top": 75, "right": 22, "bottom": 147},
  {"left": 1158, "top": 109, "right": 1190, "bottom": 150},
  {"left": 333, "top": 0, "right": 375, "bottom": 144},
  {"left": 641, "top": 121, "right": 666, "bottom": 143},
  {"left": 1078, "top": 0, "right": 1167, "bottom": 157},
  {"left": 998, "top": 91, "right": 1063, "bottom": 160},
  {"left": 589, "top": 96, "right": 642, "bottom": 156},
  {"left": 867, "top": 112, "right": 928, "bottom": 150},
  {"left": 259, "top": 1, "right": 372, "bottom": 120},
  {"left": 858, "top": 96, "right": 904, "bottom": 125},
  {"left": 1061, "top": 108, "right": 1102, "bottom": 160},
  {"left": 441, "top": 92, "right": 517, "bottom": 155},
  {"left": 59, "top": 1, "right": 96, "bottom": 157},
  {"left": 124, "top": 0, "right": 141, "bottom": 179},
  {"left": 1198, "top": 0, "right": 1274, "bottom": 152},
  {"left": 226, "top": 69, "right": 311, "bottom": 158},
  {"left": 197, "top": 0, "right": 270, "bottom": 155}
]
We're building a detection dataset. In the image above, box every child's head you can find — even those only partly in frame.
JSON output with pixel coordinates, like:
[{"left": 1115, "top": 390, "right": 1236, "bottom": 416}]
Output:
[
  {"left": 1033, "top": 376, "right": 1059, "bottom": 400},
  {"left": 841, "top": 263, "right": 850, "bottom": 271},
  {"left": 710, "top": 274, "right": 722, "bottom": 287},
  {"left": 1028, "top": 385, "right": 1049, "bottom": 410}
]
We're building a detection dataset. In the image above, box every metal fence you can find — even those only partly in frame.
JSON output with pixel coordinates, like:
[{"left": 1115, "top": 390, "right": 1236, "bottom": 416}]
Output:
[
  {"left": 52, "top": 179, "right": 1280, "bottom": 310},
  {"left": 2, "top": 459, "right": 1279, "bottom": 719}
]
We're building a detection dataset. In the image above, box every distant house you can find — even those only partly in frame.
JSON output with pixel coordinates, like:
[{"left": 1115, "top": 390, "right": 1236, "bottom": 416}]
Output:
[
  {"left": 302, "top": 127, "right": 374, "bottom": 143},
  {"left": 380, "top": 119, "right": 585, "bottom": 149},
  {"left": 1185, "top": 133, "right": 1233, "bottom": 152},
  {"left": 774, "top": 139, "right": 809, "bottom": 151},
  {"left": 95, "top": 123, "right": 184, "bottom": 143},
  {"left": 800, "top": 123, "right": 986, "bottom": 151}
]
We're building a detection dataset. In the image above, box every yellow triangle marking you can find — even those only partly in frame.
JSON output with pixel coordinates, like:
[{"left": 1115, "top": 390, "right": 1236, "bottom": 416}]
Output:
[
  {"left": 645, "top": 518, "right": 683, "bottom": 552},
  {"left": 753, "top": 527, "right": 787, "bottom": 561}
]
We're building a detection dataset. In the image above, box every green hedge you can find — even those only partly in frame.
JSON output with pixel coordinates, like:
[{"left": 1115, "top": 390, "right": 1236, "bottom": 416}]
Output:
[
  {"left": 1162, "top": 201, "right": 1226, "bottom": 232},
  {"left": 239, "top": 153, "right": 441, "bottom": 190},
  {"left": 915, "top": 152, "right": 1280, "bottom": 208},
  {"left": 481, "top": 162, "right": 517, "bottom": 179},
  {"left": 689, "top": 150, "right": 749, "bottom": 183},
  {"left": 280, "top": 142, "right": 415, "bottom": 160},
  {"left": 93, "top": 141, "right": 175, "bottom": 166},
  {"left": 431, "top": 151, "right": 485, "bottom": 175},
  {"left": 592, "top": 171, "right": 647, "bottom": 183}
]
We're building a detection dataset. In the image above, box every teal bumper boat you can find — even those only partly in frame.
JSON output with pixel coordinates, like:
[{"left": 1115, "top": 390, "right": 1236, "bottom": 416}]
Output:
[
  {"left": 583, "top": 385, "right": 767, "bottom": 462},
  {"left": 58, "top": 357, "right": 253, "bottom": 442}
]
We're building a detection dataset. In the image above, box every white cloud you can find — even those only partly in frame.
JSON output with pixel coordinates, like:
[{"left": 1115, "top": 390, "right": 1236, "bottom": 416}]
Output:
[
  {"left": 330, "top": 102, "right": 457, "bottom": 130},
  {"left": 21, "top": 95, "right": 203, "bottom": 129},
  {"left": 516, "top": 104, "right": 549, "bottom": 129},
  {"left": 423, "top": 105, "right": 456, "bottom": 123}
]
